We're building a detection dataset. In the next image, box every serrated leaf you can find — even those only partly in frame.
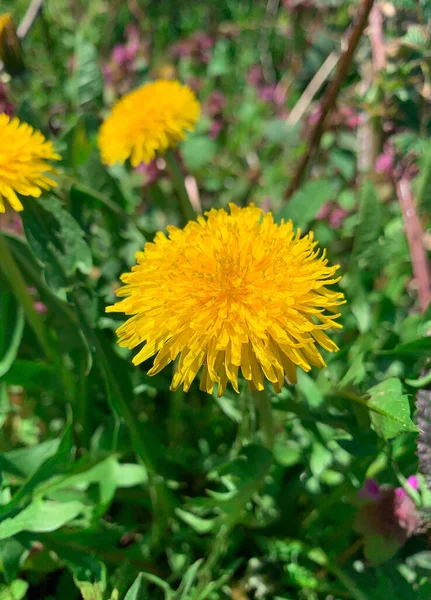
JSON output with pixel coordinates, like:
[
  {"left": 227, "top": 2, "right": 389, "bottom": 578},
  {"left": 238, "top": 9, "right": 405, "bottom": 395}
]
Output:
[
  {"left": 276, "top": 180, "right": 334, "bottom": 231},
  {"left": 69, "top": 33, "right": 103, "bottom": 107},
  {"left": 174, "top": 559, "right": 203, "bottom": 600},
  {"left": 366, "top": 378, "right": 418, "bottom": 440},
  {"left": 402, "top": 25, "right": 428, "bottom": 50},
  {"left": 351, "top": 181, "right": 382, "bottom": 271},
  {"left": 175, "top": 508, "right": 217, "bottom": 534},
  {"left": 21, "top": 195, "right": 92, "bottom": 292}
]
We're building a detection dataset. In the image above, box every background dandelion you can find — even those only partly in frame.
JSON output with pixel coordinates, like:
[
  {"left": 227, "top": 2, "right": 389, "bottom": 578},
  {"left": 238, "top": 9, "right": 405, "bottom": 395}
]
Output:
[{"left": 0, "top": 114, "right": 60, "bottom": 212}]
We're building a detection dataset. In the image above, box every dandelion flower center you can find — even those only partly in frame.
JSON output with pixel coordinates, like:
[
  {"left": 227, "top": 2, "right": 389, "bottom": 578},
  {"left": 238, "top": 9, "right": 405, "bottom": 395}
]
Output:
[
  {"left": 107, "top": 204, "right": 344, "bottom": 397},
  {"left": 98, "top": 79, "right": 200, "bottom": 167},
  {"left": 0, "top": 114, "right": 60, "bottom": 213}
]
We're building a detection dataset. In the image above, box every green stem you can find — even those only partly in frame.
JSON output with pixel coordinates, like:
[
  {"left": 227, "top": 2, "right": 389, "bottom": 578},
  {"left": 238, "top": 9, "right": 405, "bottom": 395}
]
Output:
[
  {"left": 0, "top": 230, "right": 56, "bottom": 363},
  {"left": 165, "top": 148, "right": 196, "bottom": 223},
  {"left": 328, "top": 562, "right": 368, "bottom": 600},
  {"left": 405, "top": 370, "right": 431, "bottom": 389},
  {"left": 252, "top": 388, "right": 275, "bottom": 451},
  {"left": 71, "top": 290, "right": 175, "bottom": 546}
]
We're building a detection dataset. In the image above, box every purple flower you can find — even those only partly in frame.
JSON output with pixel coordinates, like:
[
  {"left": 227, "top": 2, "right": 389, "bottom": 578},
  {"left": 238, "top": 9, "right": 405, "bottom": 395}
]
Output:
[
  {"left": 308, "top": 107, "right": 322, "bottom": 126},
  {"left": 358, "top": 479, "right": 381, "bottom": 501},
  {"left": 112, "top": 44, "right": 128, "bottom": 66},
  {"left": 355, "top": 476, "right": 421, "bottom": 563},
  {"left": 375, "top": 151, "right": 394, "bottom": 175},
  {"left": 209, "top": 119, "right": 223, "bottom": 139},
  {"left": 395, "top": 475, "right": 419, "bottom": 498},
  {"left": 171, "top": 31, "right": 213, "bottom": 63},
  {"left": 0, "top": 82, "right": 14, "bottom": 116},
  {"left": 205, "top": 91, "right": 226, "bottom": 117},
  {"left": 258, "top": 84, "right": 278, "bottom": 104},
  {"left": 247, "top": 65, "right": 264, "bottom": 86},
  {"left": 34, "top": 301, "right": 47, "bottom": 315},
  {"left": 135, "top": 160, "right": 159, "bottom": 186},
  {"left": 329, "top": 207, "right": 348, "bottom": 228}
]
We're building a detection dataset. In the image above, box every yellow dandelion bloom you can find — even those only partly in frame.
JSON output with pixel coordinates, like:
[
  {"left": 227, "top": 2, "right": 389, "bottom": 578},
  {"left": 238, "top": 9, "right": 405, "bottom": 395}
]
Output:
[
  {"left": 0, "top": 13, "right": 11, "bottom": 39},
  {"left": 107, "top": 204, "right": 344, "bottom": 397},
  {"left": 0, "top": 114, "right": 61, "bottom": 213},
  {"left": 98, "top": 79, "right": 200, "bottom": 167}
]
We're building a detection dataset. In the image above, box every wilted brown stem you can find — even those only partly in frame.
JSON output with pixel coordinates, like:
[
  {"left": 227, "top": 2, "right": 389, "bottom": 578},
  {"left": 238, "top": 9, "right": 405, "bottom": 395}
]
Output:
[
  {"left": 369, "top": 3, "right": 386, "bottom": 71},
  {"left": 396, "top": 178, "right": 431, "bottom": 314},
  {"left": 17, "top": 0, "right": 44, "bottom": 38},
  {"left": 285, "top": 0, "right": 376, "bottom": 200}
]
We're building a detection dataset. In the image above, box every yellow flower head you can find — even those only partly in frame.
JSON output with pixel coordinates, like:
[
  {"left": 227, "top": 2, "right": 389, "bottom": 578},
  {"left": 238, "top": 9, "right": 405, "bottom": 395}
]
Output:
[
  {"left": 0, "top": 13, "right": 12, "bottom": 39},
  {"left": 107, "top": 204, "right": 344, "bottom": 397},
  {"left": 98, "top": 80, "right": 200, "bottom": 167},
  {"left": 0, "top": 114, "right": 61, "bottom": 213}
]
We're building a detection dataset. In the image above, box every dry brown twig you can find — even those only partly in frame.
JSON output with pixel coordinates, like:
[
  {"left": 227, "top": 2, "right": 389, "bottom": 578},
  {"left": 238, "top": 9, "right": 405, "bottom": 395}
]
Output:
[
  {"left": 286, "top": 50, "right": 340, "bottom": 127},
  {"left": 17, "top": 0, "right": 44, "bottom": 39},
  {"left": 284, "top": 0, "right": 377, "bottom": 200},
  {"left": 396, "top": 178, "right": 431, "bottom": 314}
]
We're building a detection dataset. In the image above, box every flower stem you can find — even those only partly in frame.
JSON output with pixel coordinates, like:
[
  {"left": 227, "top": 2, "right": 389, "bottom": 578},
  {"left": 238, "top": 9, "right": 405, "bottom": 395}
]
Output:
[
  {"left": 252, "top": 388, "right": 275, "bottom": 451},
  {"left": 165, "top": 148, "right": 196, "bottom": 223},
  {"left": 0, "top": 230, "right": 56, "bottom": 363}
]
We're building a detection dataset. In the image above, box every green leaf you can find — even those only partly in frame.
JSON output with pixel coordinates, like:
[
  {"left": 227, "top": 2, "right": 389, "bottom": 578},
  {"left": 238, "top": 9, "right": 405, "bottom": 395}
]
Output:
[
  {"left": 125, "top": 574, "right": 147, "bottom": 600},
  {"left": 72, "top": 559, "right": 106, "bottom": 600},
  {"left": 350, "top": 181, "right": 383, "bottom": 270},
  {"left": 73, "top": 581, "right": 103, "bottom": 600},
  {"left": 175, "top": 509, "right": 217, "bottom": 534},
  {"left": 21, "top": 196, "right": 92, "bottom": 291},
  {"left": 174, "top": 559, "right": 204, "bottom": 599},
  {"left": 414, "top": 141, "right": 431, "bottom": 210},
  {"left": 43, "top": 455, "right": 147, "bottom": 509},
  {"left": 366, "top": 378, "right": 418, "bottom": 440},
  {"left": 0, "top": 499, "right": 85, "bottom": 539},
  {"left": 0, "top": 538, "right": 28, "bottom": 581},
  {"left": 0, "top": 438, "right": 61, "bottom": 479},
  {"left": 0, "top": 579, "right": 29, "bottom": 600},
  {"left": 297, "top": 369, "right": 324, "bottom": 408},
  {"left": 182, "top": 135, "right": 217, "bottom": 171},
  {"left": 4, "top": 425, "right": 73, "bottom": 510},
  {"left": 1, "top": 360, "right": 55, "bottom": 392},
  {"left": 214, "top": 444, "right": 272, "bottom": 517},
  {"left": 68, "top": 32, "right": 103, "bottom": 107},
  {"left": 0, "top": 292, "right": 24, "bottom": 378},
  {"left": 276, "top": 180, "right": 334, "bottom": 231},
  {"left": 401, "top": 25, "right": 428, "bottom": 50},
  {"left": 381, "top": 337, "right": 431, "bottom": 357}
]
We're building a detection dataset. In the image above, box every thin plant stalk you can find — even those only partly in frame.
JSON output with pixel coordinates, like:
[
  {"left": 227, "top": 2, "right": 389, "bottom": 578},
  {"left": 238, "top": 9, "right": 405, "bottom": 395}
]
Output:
[
  {"left": 252, "top": 387, "right": 275, "bottom": 451},
  {"left": 0, "top": 230, "right": 56, "bottom": 363},
  {"left": 165, "top": 148, "right": 196, "bottom": 223}
]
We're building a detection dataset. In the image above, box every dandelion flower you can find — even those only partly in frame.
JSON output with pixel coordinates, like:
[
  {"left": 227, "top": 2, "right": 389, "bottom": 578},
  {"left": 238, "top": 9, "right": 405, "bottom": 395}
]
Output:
[
  {"left": 0, "top": 114, "right": 61, "bottom": 213},
  {"left": 0, "top": 13, "right": 11, "bottom": 39},
  {"left": 98, "top": 80, "right": 200, "bottom": 167},
  {"left": 107, "top": 204, "right": 344, "bottom": 396},
  {"left": 0, "top": 14, "right": 24, "bottom": 75}
]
